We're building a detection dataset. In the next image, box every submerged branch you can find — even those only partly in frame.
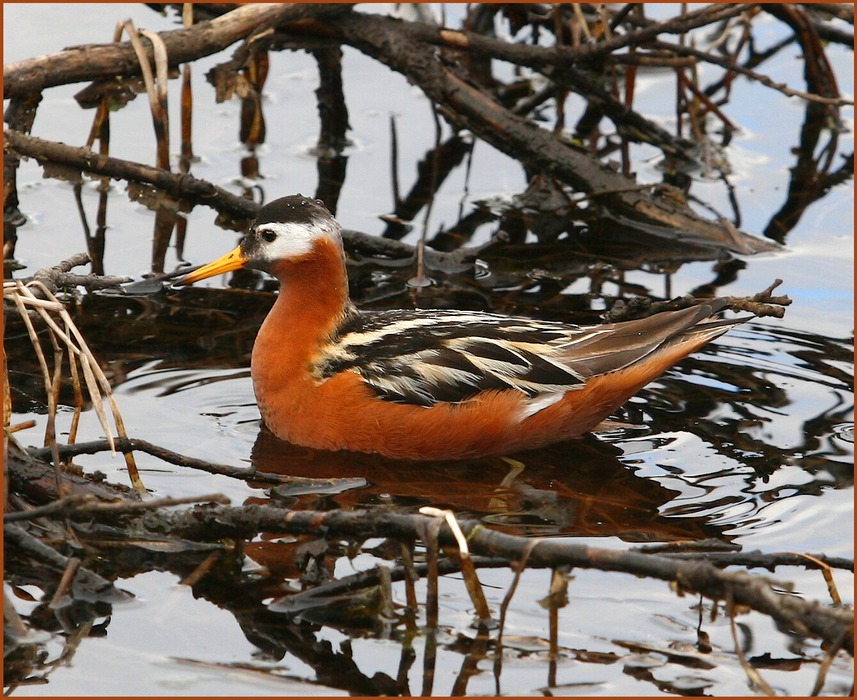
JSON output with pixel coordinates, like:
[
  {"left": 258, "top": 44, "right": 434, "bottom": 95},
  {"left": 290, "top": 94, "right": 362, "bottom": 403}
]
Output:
[
  {"left": 137, "top": 503, "right": 853, "bottom": 653},
  {"left": 7, "top": 426, "right": 852, "bottom": 662},
  {"left": 11, "top": 433, "right": 851, "bottom": 655},
  {"left": 4, "top": 523, "right": 130, "bottom": 600}
]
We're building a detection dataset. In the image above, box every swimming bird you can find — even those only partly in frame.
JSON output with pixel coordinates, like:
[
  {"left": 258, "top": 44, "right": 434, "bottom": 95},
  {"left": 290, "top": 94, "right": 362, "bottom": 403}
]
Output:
[{"left": 179, "top": 195, "right": 745, "bottom": 461}]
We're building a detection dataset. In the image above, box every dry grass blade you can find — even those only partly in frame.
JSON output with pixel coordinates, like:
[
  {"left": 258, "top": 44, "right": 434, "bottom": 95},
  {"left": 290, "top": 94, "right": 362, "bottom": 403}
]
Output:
[
  {"left": 49, "top": 557, "right": 82, "bottom": 607},
  {"left": 78, "top": 354, "right": 114, "bottom": 452},
  {"left": 23, "top": 281, "right": 115, "bottom": 454},
  {"left": 6, "top": 420, "right": 36, "bottom": 434},
  {"left": 35, "top": 280, "right": 144, "bottom": 492},
  {"left": 179, "top": 3, "right": 195, "bottom": 166},
  {"left": 64, "top": 314, "right": 84, "bottom": 450},
  {"left": 571, "top": 4, "right": 593, "bottom": 41},
  {"left": 420, "top": 507, "right": 491, "bottom": 623},
  {"left": 180, "top": 551, "right": 223, "bottom": 587},
  {"left": 2, "top": 317, "right": 11, "bottom": 430},
  {"left": 140, "top": 29, "right": 169, "bottom": 105},
  {"left": 496, "top": 538, "right": 542, "bottom": 646},
  {"left": 810, "top": 627, "right": 849, "bottom": 696},
  {"left": 43, "top": 314, "right": 66, "bottom": 469},
  {"left": 121, "top": 20, "right": 158, "bottom": 117},
  {"left": 727, "top": 593, "right": 777, "bottom": 695},
  {"left": 417, "top": 513, "right": 441, "bottom": 632},
  {"left": 398, "top": 541, "right": 419, "bottom": 615},
  {"left": 8, "top": 285, "right": 55, "bottom": 416},
  {"left": 83, "top": 21, "right": 124, "bottom": 152},
  {"left": 3, "top": 280, "right": 145, "bottom": 493},
  {"left": 493, "top": 537, "right": 542, "bottom": 691},
  {"left": 8, "top": 283, "right": 64, "bottom": 490},
  {"left": 545, "top": 567, "right": 570, "bottom": 666},
  {"left": 786, "top": 552, "right": 843, "bottom": 606},
  {"left": 122, "top": 20, "right": 170, "bottom": 170}
]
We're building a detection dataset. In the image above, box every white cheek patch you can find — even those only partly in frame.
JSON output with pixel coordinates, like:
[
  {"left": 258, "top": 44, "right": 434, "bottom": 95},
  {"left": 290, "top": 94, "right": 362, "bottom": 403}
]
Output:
[{"left": 255, "top": 219, "right": 340, "bottom": 261}]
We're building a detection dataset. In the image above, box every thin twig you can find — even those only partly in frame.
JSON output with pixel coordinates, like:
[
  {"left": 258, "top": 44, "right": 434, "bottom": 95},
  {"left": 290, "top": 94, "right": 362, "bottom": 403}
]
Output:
[
  {"left": 26, "top": 436, "right": 343, "bottom": 486},
  {"left": 4, "top": 492, "right": 230, "bottom": 523},
  {"left": 652, "top": 39, "right": 852, "bottom": 106},
  {"left": 727, "top": 591, "right": 777, "bottom": 695},
  {"left": 493, "top": 537, "right": 542, "bottom": 693}
]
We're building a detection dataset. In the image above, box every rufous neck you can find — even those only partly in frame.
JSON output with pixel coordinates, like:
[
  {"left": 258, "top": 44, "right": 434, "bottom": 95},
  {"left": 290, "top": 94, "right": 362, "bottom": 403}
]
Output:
[{"left": 265, "top": 237, "right": 351, "bottom": 345}]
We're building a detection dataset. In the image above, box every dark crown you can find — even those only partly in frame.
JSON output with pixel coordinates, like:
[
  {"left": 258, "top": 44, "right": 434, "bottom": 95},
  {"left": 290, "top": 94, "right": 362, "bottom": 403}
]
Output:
[{"left": 254, "top": 195, "right": 332, "bottom": 228}]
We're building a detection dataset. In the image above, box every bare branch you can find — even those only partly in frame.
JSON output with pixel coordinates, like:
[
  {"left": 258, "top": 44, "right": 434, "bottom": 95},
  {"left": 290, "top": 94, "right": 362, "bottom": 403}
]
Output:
[{"left": 3, "top": 4, "right": 353, "bottom": 99}]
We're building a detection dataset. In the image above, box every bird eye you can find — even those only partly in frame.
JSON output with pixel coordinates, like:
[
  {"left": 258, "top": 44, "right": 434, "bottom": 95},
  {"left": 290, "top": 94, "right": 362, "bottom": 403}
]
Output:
[{"left": 260, "top": 229, "right": 277, "bottom": 243}]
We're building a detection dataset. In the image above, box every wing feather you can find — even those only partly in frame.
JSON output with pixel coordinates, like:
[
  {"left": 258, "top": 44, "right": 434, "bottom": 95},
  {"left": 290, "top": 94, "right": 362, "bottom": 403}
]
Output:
[{"left": 314, "top": 302, "right": 737, "bottom": 408}]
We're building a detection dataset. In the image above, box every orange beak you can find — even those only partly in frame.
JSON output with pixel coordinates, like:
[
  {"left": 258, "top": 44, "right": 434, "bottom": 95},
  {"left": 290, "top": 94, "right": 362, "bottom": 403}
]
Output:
[{"left": 177, "top": 245, "right": 249, "bottom": 285}]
